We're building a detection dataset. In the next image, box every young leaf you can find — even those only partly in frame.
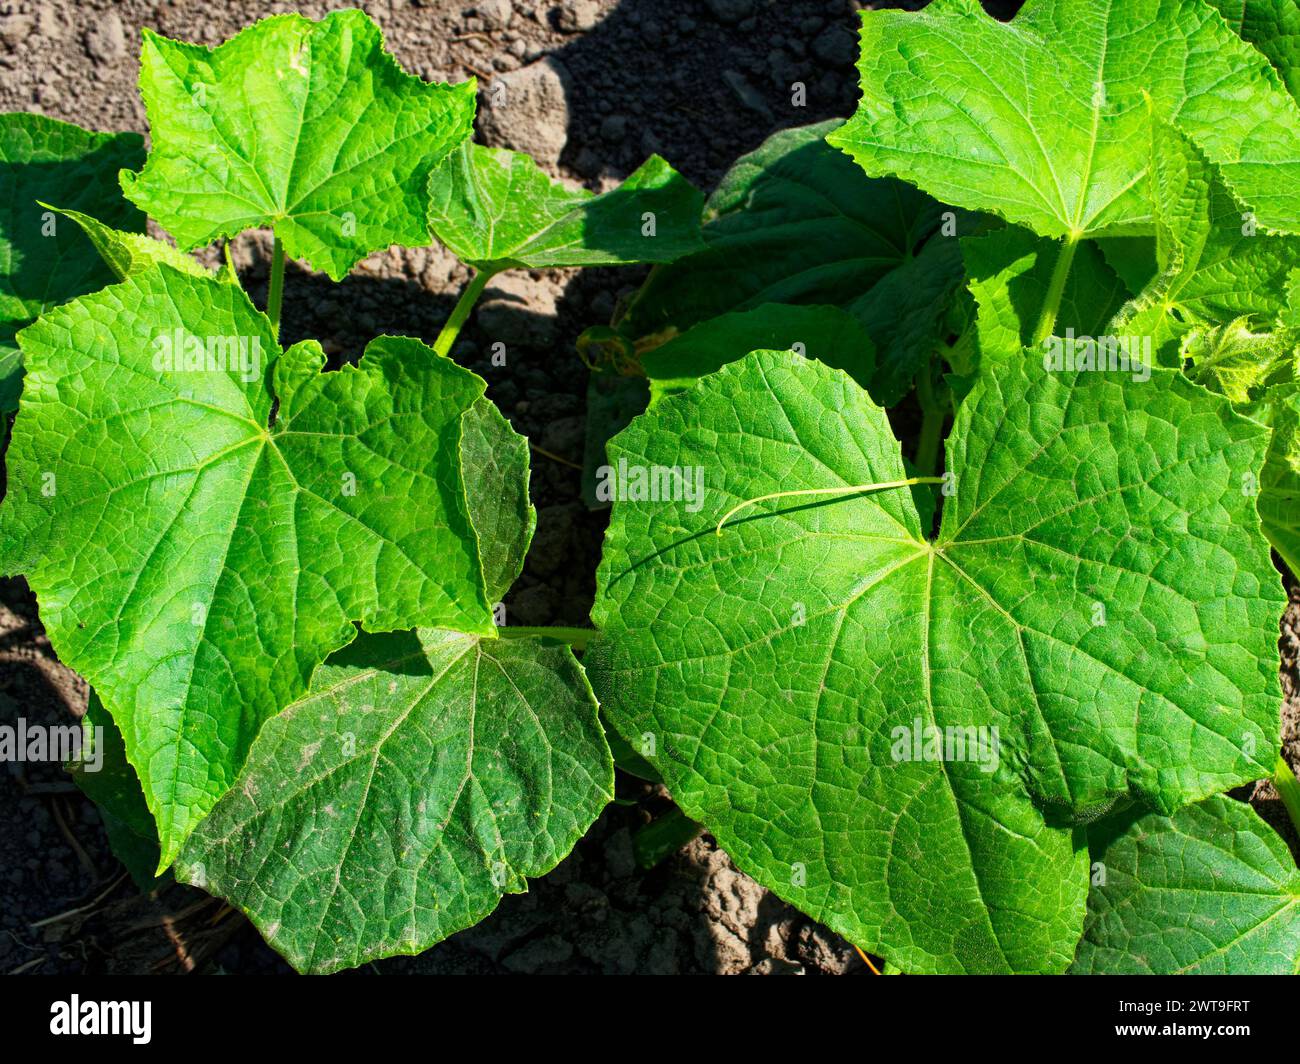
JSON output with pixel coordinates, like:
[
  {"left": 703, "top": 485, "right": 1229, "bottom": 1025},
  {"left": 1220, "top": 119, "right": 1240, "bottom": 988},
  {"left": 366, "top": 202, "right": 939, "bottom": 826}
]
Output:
[
  {"left": 178, "top": 627, "right": 614, "bottom": 974},
  {"left": 0, "top": 113, "right": 144, "bottom": 411},
  {"left": 641, "top": 303, "right": 874, "bottom": 403},
  {"left": 427, "top": 143, "right": 704, "bottom": 273},
  {"left": 45, "top": 204, "right": 220, "bottom": 282},
  {"left": 1182, "top": 320, "right": 1297, "bottom": 405},
  {"left": 617, "top": 120, "right": 969, "bottom": 405},
  {"left": 1113, "top": 120, "right": 1300, "bottom": 367},
  {"left": 119, "top": 11, "right": 475, "bottom": 281},
  {"left": 828, "top": 0, "right": 1300, "bottom": 238},
  {"left": 1207, "top": 0, "right": 1300, "bottom": 103},
  {"left": 586, "top": 348, "right": 1283, "bottom": 973},
  {"left": 0, "top": 265, "right": 498, "bottom": 868},
  {"left": 1072, "top": 796, "right": 1300, "bottom": 974}
]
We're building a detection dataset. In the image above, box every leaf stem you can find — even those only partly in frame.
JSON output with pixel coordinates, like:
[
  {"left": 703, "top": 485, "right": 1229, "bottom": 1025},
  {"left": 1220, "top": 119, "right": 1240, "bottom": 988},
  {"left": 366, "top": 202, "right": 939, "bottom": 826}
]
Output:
[
  {"left": 914, "top": 367, "right": 947, "bottom": 479},
  {"left": 433, "top": 269, "right": 494, "bottom": 358},
  {"left": 493, "top": 625, "right": 594, "bottom": 650},
  {"left": 716, "top": 477, "right": 945, "bottom": 536},
  {"left": 1029, "top": 233, "right": 1079, "bottom": 347},
  {"left": 266, "top": 234, "right": 286, "bottom": 338},
  {"left": 1275, "top": 755, "right": 1300, "bottom": 840}
]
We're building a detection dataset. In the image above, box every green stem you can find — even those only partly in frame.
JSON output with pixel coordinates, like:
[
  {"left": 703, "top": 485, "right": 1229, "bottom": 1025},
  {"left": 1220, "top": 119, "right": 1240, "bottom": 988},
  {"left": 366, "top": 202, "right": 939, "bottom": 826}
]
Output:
[
  {"left": 1275, "top": 755, "right": 1300, "bottom": 839},
  {"left": 494, "top": 625, "right": 594, "bottom": 650},
  {"left": 266, "top": 234, "right": 285, "bottom": 338},
  {"left": 433, "top": 269, "right": 494, "bottom": 358},
  {"left": 914, "top": 368, "right": 947, "bottom": 479},
  {"left": 1029, "top": 233, "right": 1080, "bottom": 347}
]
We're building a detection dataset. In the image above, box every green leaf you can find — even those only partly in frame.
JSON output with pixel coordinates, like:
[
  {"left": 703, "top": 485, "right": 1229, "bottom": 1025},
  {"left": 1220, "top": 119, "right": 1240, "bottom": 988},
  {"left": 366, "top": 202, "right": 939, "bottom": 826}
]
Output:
[
  {"left": 587, "top": 348, "right": 1282, "bottom": 973},
  {"left": 828, "top": 0, "right": 1300, "bottom": 238},
  {"left": 0, "top": 265, "right": 498, "bottom": 868},
  {"left": 179, "top": 627, "right": 613, "bottom": 974},
  {"left": 0, "top": 113, "right": 145, "bottom": 411},
  {"left": 68, "top": 694, "right": 163, "bottom": 888},
  {"left": 459, "top": 396, "right": 535, "bottom": 604},
  {"left": 641, "top": 303, "right": 874, "bottom": 404},
  {"left": 1072, "top": 796, "right": 1300, "bottom": 974},
  {"left": 119, "top": 11, "right": 476, "bottom": 281},
  {"left": 1207, "top": 0, "right": 1300, "bottom": 103},
  {"left": 428, "top": 143, "right": 704, "bottom": 273},
  {"left": 1260, "top": 382, "right": 1300, "bottom": 575},
  {"left": 1113, "top": 120, "right": 1300, "bottom": 367},
  {"left": 45, "top": 204, "right": 219, "bottom": 283},
  {"left": 619, "top": 120, "right": 969, "bottom": 405}
]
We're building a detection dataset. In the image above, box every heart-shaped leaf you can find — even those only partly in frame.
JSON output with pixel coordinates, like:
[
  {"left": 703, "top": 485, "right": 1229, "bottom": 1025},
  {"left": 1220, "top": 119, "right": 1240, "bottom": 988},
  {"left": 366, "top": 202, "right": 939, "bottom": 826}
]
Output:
[
  {"left": 586, "top": 347, "right": 1282, "bottom": 972},
  {"left": 178, "top": 627, "right": 613, "bottom": 974}
]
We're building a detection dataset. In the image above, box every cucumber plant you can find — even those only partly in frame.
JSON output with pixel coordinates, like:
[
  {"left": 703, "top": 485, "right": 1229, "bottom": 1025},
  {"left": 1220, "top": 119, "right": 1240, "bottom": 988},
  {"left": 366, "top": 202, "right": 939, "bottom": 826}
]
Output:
[
  {"left": 4, "top": 0, "right": 1300, "bottom": 975},
  {"left": 0, "top": 9, "right": 700, "bottom": 973}
]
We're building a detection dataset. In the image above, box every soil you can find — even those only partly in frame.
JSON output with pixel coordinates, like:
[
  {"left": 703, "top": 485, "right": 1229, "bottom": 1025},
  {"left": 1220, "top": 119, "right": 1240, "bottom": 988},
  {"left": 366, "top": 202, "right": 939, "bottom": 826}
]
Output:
[{"left": 0, "top": 0, "right": 1295, "bottom": 977}]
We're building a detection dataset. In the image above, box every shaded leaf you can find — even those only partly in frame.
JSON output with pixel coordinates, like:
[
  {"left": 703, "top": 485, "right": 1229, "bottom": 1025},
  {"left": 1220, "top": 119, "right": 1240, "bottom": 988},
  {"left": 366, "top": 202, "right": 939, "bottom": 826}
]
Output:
[
  {"left": 1072, "top": 796, "right": 1300, "bottom": 974},
  {"left": 428, "top": 143, "right": 703, "bottom": 273}
]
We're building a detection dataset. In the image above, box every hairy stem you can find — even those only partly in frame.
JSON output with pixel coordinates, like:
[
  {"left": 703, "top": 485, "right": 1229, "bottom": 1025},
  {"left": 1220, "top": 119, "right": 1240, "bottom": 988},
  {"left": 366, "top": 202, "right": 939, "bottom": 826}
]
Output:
[
  {"left": 1029, "top": 233, "right": 1079, "bottom": 347},
  {"left": 266, "top": 234, "right": 285, "bottom": 338},
  {"left": 494, "top": 625, "right": 594, "bottom": 650},
  {"left": 716, "top": 477, "right": 945, "bottom": 536},
  {"left": 433, "top": 269, "right": 494, "bottom": 358},
  {"left": 1275, "top": 755, "right": 1300, "bottom": 839}
]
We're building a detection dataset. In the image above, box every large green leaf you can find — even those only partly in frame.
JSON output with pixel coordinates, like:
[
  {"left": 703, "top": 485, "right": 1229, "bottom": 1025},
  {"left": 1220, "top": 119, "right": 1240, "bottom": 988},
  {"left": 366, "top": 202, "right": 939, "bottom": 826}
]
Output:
[
  {"left": 616, "top": 120, "right": 969, "bottom": 405},
  {"left": 0, "top": 265, "right": 497, "bottom": 867},
  {"left": 1072, "top": 796, "right": 1300, "bottom": 974},
  {"left": 178, "top": 627, "right": 613, "bottom": 974},
  {"left": 1208, "top": 0, "right": 1300, "bottom": 103},
  {"left": 428, "top": 143, "right": 703, "bottom": 273},
  {"left": 828, "top": 0, "right": 1300, "bottom": 238},
  {"left": 0, "top": 113, "right": 145, "bottom": 411},
  {"left": 120, "top": 11, "right": 475, "bottom": 280},
  {"left": 586, "top": 347, "right": 1282, "bottom": 973}
]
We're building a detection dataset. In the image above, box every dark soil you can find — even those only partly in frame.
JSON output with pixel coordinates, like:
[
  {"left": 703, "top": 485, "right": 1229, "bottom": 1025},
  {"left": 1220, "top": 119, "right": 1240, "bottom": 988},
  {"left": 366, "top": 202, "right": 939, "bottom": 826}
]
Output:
[{"left": 1, "top": 0, "right": 1296, "bottom": 976}]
